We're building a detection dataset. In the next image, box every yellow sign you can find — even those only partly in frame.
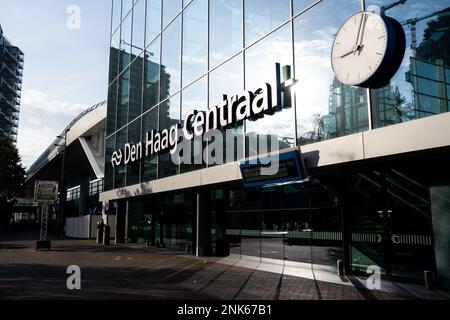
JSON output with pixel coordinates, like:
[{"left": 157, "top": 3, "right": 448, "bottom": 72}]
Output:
[{"left": 34, "top": 181, "right": 59, "bottom": 202}]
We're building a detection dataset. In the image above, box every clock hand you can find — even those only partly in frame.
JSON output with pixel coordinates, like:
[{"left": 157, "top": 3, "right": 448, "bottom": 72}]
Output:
[
  {"left": 354, "top": 14, "right": 365, "bottom": 54},
  {"left": 339, "top": 45, "right": 364, "bottom": 58},
  {"left": 357, "top": 14, "right": 368, "bottom": 55}
]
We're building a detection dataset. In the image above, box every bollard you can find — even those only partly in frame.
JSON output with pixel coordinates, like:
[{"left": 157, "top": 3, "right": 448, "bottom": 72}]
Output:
[
  {"left": 424, "top": 271, "right": 435, "bottom": 290},
  {"left": 337, "top": 260, "right": 344, "bottom": 277}
]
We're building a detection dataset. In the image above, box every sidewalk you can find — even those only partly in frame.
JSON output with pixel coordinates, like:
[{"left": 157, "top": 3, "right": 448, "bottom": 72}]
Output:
[{"left": 0, "top": 238, "right": 449, "bottom": 300}]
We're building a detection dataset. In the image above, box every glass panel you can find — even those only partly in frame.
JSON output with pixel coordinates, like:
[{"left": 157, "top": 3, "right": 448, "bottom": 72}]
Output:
[
  {"left": 294, "top": 0, "right": 367, "bottom": 146},
  {"left": 142, "top": 107, "right": 159, "bottom": 182},
  {"left": 371, "top": 0, "right": 450, "bottom": 129},
  {"left": 244, "top": 0, "right": 290, "bottom": 46},
  {"left": 132, "top": 0, "right": 146, "bottom": 56},
  {"left": 112, "top": 0, "right": 122, "bottom": 33},
  {"left": 122, "top": 0, "right": 133, "bottom": 19},
  {"left": 110, "top": 30, "right": 121, "bottom": 83},
  {"left": 293, "top": 0, "right": 319, "bottom": 16},
  {"left": 120, "top": 12, "right": 133, "bottom": 73},
  {"left": 161, "top": 15, "right": 182, "bottom": 100},
  {"left": 159, "top": 93, "right": 181, "bottom": 178},
  {"left": 182, "top": 0, "right": 208, "bottom": 86},
  {"left": 209, "top": 54, "right": 244, "bottom": 164},
  {"left": 117, "top": 68, "right": 130, "bottom": 130},
  {"left": 126, "top": 119, "right": 141, "bottom": 186},
  {"left": 181, "top": 77, "right": 207, "bottom": 173},
  {"left": 210, "top": 0, "right": 243, "bottom": 69},
  {"left": 245, "top": 24, "right": 295, "bottom": 155},
  {"left": 144, "top": 37, "right": 161, "bottom": 111},
  {"left": 431, "top": 183, "right": 450, "bottom": 290},
  {"left": 105, "top": 136, "right": 116, "bottom": 191},
  {"left": 209, "top": 54, "right": 243, "bottom": 104},
  {"left": 129, "top": 54, "right": 144, "bottom": 122},
  {"left": 127, "top": 201, "right": 147, "bottom": 244},
  {"left": 107, "top": 80, "right": 118, "bottom": 136},
  {"left": 146, "top": 0, "right": 162, "bottom": 46},
  {"left": 163, "top": 0, "right": 182, "bottom": 28},
  {"left": 385, "top": 168, "right": 434, "bottom": 279},
  {"left": 114, "top": 127, "right": 128, "bottom": 188}
]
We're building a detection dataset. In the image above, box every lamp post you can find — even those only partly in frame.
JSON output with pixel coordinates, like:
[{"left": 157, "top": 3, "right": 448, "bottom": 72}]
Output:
[{"left": 55, "top": 128, "right": 70, "bottom": 226}]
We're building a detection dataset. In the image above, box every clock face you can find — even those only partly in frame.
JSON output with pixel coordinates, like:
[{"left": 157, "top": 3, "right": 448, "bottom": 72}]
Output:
[{"left": 331, "top": 12, "right": 389, "bottom": 86}]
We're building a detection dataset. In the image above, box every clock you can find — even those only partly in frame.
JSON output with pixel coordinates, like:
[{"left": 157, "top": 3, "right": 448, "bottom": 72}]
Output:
[{"left": 331, "top": 10, "right": 406, "bottom": 89}]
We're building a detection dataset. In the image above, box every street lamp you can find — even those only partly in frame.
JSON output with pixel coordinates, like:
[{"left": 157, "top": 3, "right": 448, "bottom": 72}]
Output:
[{"left": 55, "top": 128, "right": 70, "bottom": 226}]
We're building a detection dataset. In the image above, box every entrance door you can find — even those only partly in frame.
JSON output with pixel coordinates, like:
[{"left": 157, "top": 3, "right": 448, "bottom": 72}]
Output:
[{"left": 346, "top": 169, "right": 434, "bottom": 280}]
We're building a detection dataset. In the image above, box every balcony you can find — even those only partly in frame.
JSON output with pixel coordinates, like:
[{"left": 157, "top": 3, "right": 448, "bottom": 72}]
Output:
[
  {"left": 0, "top": 78, "right": 19, "bottom": 97},
  {"left": 0, "top": 92, "right": 19, "bottom": 112},
  {"left": 1, "top": 62, "right": 18, "bottom": 80},
  {"left": 0, "top": 111, "right": 19, "bottom": 127}
]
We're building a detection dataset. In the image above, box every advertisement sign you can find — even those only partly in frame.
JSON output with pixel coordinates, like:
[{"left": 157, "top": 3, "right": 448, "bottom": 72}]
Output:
[{"left": 34, "top": 180, "right": 59, "bottom": 202}]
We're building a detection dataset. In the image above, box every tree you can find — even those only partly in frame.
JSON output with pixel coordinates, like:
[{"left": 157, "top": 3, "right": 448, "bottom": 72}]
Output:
[{"left": 0, "top": 137, "right": 26, "bottom": 223}]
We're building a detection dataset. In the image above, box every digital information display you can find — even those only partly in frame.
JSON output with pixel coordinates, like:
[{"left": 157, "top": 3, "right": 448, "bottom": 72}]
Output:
[{"left": 240, "top": 151, "right": 307, "bottom": 188}]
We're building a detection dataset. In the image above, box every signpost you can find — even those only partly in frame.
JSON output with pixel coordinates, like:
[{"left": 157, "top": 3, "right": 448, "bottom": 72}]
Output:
[{"left": 34, "top": 181, "right": 58, "bottom": 251}]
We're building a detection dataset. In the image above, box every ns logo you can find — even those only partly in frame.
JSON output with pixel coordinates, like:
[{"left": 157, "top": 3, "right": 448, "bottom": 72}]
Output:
[{"left": 111, "top": 149, "right": 123, "bottom": 167}]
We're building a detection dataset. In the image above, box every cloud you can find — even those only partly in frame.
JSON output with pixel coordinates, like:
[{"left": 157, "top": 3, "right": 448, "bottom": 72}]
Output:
[
  {"left": 17, "top": 89, "right": 88, "bottom": 169},
  {"left": 21, "top": 89, "right": 86, "bottom": 115}
]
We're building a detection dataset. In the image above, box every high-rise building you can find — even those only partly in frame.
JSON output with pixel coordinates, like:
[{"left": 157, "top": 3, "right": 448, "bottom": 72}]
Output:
[{"left": 0, "top": 25, "right": 24, "bottom": 144}]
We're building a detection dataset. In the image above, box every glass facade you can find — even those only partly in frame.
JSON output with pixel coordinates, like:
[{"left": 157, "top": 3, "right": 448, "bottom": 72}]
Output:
[
  {"left": 105, "top": 0, "right": 450, "bottom": 286},
  {"left": 107, "top": 0, "right": 450, "bottom": 189}
]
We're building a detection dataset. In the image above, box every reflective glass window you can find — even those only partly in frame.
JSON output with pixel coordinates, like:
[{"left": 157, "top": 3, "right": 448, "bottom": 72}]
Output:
[
  {"left": 209, "top": 54, "right": 243, "bottom": 105},
  {"left": 127, "top": 119, "right": 142, "bottom": 186},
  {"left": 210, "top": 0, "right": 243, "bottom": 68},
  {"left": 294, "top": 0, "right": 367, "bottom": 145},
  {"left": 244, "top": 0, "right": 290, "bottom": 46},
  {"left": 181, "top": 76, "right": 207, "bottom": 120},
  {"left": 117, "top": 69, "right": 130, "bottom": 130},
  {"left": 245, "top": 24, "right": 295, "bottom": 154},
  {"left": 163, "top": 0, "right": 182, "bottom": 28},
  {"left": 115, "top": 127, "right": 128, "bottom": 188},
  {"left": 146, "top": 0, "right": 162, "bottom": 46},
  {"left": 122, "top": 0, "right": 133, "bottom": 19},
  {"left": 129, "top": 54, "right": 144, "bottom": 122},
  {"left": 161, "top": 15, "right": 182, "bottom": 100},
  {"left": 293, "top": 0, "right": 320, "bottom": 16},
  {"left": 159, "top": 93, "right": 181, "bottom": 178},
  {"left": 110, "top": 30, "right": 121, "bottom": 83},
  {"left": 112, "top": 0, "right": 122, "bottom": 34},
  {"left": 181, "top": 77, "right": 207, "bottom": 173},
  {"left": 371, "top": 0, "right": 450, "bottom": 128},
  {"left": 209, "top": 54, "right": 244, "bottom": 164},
  {"left": 120, "top": 12, "right": 133, "bottom": 73},
  {"left": 182, "top": 0, "right": 208, "bottom": 86},
  {"left": 105, "top": 136, "right": 116, "bottom": 191},
  {"left": 107, "top": 80, "right": 118, "bottom": 136},
  {"left": 132, "top": 0, "right": 146, "bottom": 56},
  {"left": 142, "top": 107, "right": 159, "bottom": 181},
  {"left": 144, "top": 37, "right": 161, "bottom": 111}
]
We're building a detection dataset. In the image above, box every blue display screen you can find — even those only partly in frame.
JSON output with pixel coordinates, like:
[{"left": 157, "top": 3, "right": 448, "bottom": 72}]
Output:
[{"left": 240, "top": 151, "right": 307, "bottom": 188}]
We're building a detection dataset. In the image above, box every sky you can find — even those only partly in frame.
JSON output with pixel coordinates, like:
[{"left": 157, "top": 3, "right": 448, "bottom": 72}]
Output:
[{"left": 0, "top": 0, "right": 111, "bottom": 169}]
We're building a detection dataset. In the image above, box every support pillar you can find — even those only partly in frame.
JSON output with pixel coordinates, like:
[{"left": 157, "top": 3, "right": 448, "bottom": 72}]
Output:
[{"left": 196, "top": 190, "right": 210, "bottom": 257}]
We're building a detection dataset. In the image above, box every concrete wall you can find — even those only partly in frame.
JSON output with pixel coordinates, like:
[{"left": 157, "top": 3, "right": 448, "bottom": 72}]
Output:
[{"left": 65, "top": 215, "right": 116, "bottom": 239}]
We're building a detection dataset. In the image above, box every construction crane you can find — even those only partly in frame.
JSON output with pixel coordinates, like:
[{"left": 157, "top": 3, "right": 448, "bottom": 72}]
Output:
[
  {"left": 380, "top": 0, "right": 407, "bottom": 15},
  {"left": 402, "top": 8, "right": 450, "bottom": 56}
]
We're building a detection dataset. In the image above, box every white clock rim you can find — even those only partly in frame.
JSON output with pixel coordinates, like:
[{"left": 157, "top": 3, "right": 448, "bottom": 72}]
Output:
[{"left": 331, "top": 11, "right": 389, "bottom": 87}]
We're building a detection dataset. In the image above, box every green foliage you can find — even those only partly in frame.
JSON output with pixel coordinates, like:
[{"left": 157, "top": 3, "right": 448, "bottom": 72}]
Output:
[{"left": 0, "top": 137, "right": 26, "bottom": 203}]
